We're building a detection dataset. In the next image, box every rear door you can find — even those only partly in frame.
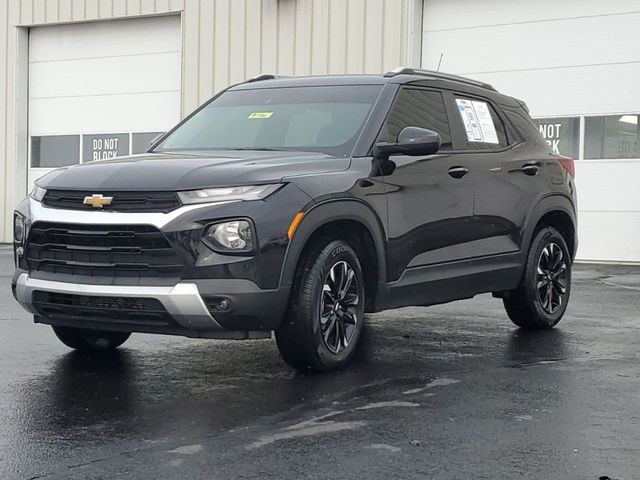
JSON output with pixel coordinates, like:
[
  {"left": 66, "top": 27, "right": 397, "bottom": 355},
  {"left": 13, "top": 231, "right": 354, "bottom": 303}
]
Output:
[{"left": 447, "top": 93, "right": 547, "bottom": 258}]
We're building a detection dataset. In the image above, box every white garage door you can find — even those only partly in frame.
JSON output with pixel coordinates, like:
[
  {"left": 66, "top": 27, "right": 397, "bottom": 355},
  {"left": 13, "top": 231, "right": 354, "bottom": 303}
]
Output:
[
  {"left": 421, "top": 0, "right": 640, "bottom": 263},
  {"left": 28, "top": 15, "right": 181, "bottom": 187}
]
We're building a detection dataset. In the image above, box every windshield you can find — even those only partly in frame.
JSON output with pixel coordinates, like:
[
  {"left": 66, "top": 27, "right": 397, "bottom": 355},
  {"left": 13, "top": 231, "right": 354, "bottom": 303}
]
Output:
[{"left": 154, "top": 85, "right": 382, "bottom": 157}]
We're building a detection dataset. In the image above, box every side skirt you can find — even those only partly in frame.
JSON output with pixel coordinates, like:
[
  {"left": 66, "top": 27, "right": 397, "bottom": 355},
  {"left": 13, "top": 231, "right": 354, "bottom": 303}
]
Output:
[{"left": 375, "top": 253, "right": 522, "bottom": 311}]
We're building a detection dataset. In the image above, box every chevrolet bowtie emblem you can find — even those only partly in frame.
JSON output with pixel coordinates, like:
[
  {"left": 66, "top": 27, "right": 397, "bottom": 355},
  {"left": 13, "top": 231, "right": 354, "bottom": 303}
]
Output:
[{"left": 83, "top": 194, "right": 113, "bottom": 208}]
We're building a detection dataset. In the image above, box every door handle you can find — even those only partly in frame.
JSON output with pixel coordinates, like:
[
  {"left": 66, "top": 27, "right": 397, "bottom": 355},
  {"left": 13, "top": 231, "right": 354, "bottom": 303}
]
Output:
[
  {"left": 448, "top": 166, "right": 469, "bottom": 179},
  {"left": 519, "top": 162, "right": 541, "bottom": 176}
]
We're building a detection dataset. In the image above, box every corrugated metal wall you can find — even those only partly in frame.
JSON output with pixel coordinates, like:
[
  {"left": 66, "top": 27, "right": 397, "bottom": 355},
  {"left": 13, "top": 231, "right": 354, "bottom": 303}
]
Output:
[
  {"left": 0, "top": 0, "right": 417, "bottom": 242},
  {"left": 183, "top": 0, "right": 411, "bottom": 112}
]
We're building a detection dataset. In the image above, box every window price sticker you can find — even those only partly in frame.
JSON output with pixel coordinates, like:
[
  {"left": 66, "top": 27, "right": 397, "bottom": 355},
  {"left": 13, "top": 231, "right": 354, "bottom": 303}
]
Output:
[
  {"left": 455, "top": 98, "right": 499, "bottom": 144},
  {"left": 248, "top": 112, "right": 274, "bottom": 119}
]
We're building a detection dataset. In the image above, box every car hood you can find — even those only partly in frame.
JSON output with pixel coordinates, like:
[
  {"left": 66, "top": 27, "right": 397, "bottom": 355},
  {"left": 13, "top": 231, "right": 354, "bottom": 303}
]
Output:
[{"left": 37, "top": 151, "right": 350, "bottom": 191}]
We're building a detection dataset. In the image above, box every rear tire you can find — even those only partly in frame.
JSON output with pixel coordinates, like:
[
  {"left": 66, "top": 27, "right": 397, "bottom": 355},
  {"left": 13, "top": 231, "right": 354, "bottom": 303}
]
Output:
[
  {"left": 503, "top": 226, "right": 571, "bottom": 329},
  {"left": 275, "top": 239, "right": 365, "bottom": 372},
  {"left": 52, "top": 326, "right": 131, "bottom": 351}
]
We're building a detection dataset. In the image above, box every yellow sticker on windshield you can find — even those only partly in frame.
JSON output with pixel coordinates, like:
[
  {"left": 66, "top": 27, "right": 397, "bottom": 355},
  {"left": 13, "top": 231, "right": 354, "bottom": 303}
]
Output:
[{"left": 248, "top": 112, "right": 274, "bottom": 119}]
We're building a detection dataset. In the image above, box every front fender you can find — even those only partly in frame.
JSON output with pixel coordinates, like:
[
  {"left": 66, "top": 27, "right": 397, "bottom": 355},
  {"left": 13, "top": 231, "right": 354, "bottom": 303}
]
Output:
[{"left": 278, "top": 198, "right": 387, "bottom": 294}]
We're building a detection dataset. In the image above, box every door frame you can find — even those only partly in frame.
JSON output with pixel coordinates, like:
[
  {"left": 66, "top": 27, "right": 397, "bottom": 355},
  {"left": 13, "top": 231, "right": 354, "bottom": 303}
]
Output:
[{"left": 405, "top": 0, "right": 424, "bottom": 68}]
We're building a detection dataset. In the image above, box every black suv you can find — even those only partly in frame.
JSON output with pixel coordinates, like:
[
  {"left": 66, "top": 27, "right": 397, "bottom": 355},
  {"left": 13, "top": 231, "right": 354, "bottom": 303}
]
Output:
[{"left": 12, "top": 68, "right": 577, "bottom": 372}]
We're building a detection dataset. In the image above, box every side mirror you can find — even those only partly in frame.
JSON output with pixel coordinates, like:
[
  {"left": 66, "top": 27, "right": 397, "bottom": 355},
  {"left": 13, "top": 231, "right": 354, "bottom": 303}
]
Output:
[{"left": 374, "top": 127, "right": 441, "bottom": 160}]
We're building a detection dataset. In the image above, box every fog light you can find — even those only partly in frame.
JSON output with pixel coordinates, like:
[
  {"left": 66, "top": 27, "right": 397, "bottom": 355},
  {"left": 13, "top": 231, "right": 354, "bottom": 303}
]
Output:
[
  {"left": 204, "top": 297, "right": 231, "bottom": 313},
  {"left": 13, "top": 213, "right": 25, "bottom": 243},
  {"left": 203, "top": 220, "right": 254, "bottom": 253}
]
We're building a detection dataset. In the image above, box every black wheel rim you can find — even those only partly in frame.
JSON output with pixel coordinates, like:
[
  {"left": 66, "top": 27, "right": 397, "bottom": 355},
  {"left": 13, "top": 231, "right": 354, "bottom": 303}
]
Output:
[
  {"left": 320, "top": 260, "right": 360, "bottom": 354},
  {"left": 536, "top": 242, "right": 568, "bottom": 314}
]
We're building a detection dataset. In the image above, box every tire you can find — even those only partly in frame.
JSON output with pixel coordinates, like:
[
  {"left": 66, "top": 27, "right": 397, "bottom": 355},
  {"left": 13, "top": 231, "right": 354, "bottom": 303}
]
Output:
[
  {"left": 276, "top": 239, "right": 365, "bottom": 372},
  {"left": 503, "top": 226, "right": 572, "bottom": 329},
  {"left": 52, "top": 326, "right": 131, "bottom": 352}
]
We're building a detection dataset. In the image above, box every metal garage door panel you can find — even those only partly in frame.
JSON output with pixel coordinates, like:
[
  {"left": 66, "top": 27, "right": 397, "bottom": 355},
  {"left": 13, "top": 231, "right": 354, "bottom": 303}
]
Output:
[
  {"left": 30, "top": 92, "right": 180, "bottom": 135},
  {"left": 462, "top": 64, "right": 640, "bottom": 118},
  {"left": 422, "top": 0, "right": 640, "bottom": 32},
  {"left": 577, "top": 163, "right": 640, "bottom": 213},
  {"left": 576, "top": 162, "right": 640, "bottom": 263},
  {"left": 421, "top": 4, "right": 640, "bottom": 116},
  {"left": 422, "top": 14, "right": 640, "bottom": 76},
  {"left": 28, "top": 15, "right": 181, "bottom": 187},
  {"left": 29, "top": 53, "right": 180, "bottom": 100},
  {"left": 29, "top": 16, "right": 181, "bottom": 62},
  {"left": 578, "top": 212, "right": 640, "bottom": 263}
]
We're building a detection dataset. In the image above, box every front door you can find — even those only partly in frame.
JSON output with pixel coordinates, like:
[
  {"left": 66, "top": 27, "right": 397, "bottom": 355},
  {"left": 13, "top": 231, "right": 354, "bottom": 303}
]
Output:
[{"left": 379, "top": 87, "right": 475, "bottom": 282}]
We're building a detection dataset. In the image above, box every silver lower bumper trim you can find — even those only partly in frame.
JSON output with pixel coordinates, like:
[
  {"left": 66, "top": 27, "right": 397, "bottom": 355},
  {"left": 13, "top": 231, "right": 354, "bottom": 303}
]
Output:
[{"left": 14, "top": 273, "right": 222, "bottom": 331}]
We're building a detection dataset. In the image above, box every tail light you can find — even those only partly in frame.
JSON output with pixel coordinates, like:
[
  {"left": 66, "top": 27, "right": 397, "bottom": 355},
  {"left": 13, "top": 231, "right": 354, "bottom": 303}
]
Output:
[{"left": 557, "top": 156, "right": 575, "bottom": 178}]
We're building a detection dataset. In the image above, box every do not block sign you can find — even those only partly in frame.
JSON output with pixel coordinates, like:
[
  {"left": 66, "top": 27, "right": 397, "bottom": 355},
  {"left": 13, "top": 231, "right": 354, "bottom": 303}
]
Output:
[{"left": 82, "top": 133, "right": 130, "bottom": 162}]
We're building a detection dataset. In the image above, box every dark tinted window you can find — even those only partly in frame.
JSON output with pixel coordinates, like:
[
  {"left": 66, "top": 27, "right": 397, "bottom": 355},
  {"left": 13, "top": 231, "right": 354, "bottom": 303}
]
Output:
[
  {"left": 454, "top": 97, "right": 508, "bottom": 150},
  {"left": 381, "top": 88, "right": 452, "bottom": 149},
  {"left": 31, "top": 135, "right": 80, "bottom": 167}
]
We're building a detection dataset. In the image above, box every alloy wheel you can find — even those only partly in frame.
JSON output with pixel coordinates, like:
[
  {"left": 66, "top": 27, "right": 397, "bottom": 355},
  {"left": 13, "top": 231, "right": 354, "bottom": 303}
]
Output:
[
  {"left": 536, "top": 242, "right": 568, "bottom": 314},
  {"left": 320, "top": 261, "right": 360, "bottom": 354}
]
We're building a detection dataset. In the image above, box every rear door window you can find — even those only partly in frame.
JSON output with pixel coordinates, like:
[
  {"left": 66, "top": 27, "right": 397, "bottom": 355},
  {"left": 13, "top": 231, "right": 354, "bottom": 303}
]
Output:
[{"left": 452, "top": 96, "right": 508, "bottom": 150}]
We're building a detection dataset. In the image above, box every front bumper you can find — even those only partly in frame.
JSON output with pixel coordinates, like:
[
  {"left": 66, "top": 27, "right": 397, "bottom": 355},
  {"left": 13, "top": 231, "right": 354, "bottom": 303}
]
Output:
[
  {"left": 14, "top": 273, "right": 221, "bottom": 330},
  {"left": 13, "top": 272, "right": 288, "bottom": 339},
  {"left": 12, "top": 192, "right": 304, "bottom": 337}
]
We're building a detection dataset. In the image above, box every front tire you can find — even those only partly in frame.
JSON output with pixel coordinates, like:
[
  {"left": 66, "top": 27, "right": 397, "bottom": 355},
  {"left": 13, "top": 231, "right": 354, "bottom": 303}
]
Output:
[
  {"left": 503, "top": 226, "right": 571, "bottom": 329},
  {"left": 276, "top": 239, "right": 365, "bottom": 372},
  {"left": 52, "top": 326, "right": 131, "bottom": 352}
]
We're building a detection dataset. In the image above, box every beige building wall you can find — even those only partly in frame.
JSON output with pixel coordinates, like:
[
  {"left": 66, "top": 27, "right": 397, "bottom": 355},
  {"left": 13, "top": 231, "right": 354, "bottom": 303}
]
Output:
[{"left": 0, "top": 0, "right": 422, "bottom": 242}]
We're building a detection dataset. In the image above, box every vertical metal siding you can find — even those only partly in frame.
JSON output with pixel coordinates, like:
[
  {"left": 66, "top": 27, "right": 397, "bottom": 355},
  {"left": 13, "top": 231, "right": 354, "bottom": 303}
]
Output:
[
  {"left": 0, "top": 0, "right": 414, "bottom": 242},
  {"left": 185, "top": 0, "right": 411, "bottom": 112},
  {"left": 0, "top": 0, "right": 8, "bottom": 245}
]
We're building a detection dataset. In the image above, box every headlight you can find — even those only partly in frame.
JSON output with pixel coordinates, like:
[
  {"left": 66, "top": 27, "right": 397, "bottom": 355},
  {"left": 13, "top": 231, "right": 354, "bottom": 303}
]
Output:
[
  {"left": 13, "top": 212, "right": 25, "bottom": 243},
  {"left": 203, "top": 220, "right": 254, "bottom": 253},
  {"left": 177, "top": 184, "right": 282, "bottom": 205},
  {"left": 30, "top": 185, "right": 46, "bottom": 202}
]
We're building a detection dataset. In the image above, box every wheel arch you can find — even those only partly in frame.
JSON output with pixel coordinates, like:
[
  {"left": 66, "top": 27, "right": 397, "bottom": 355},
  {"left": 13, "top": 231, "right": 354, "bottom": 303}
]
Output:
[
  {"left": 524, "top": 195, "right": 577, "bottom": 261},
  {"left": 278, "top": 199, "right": 387, "bottom": 312}
]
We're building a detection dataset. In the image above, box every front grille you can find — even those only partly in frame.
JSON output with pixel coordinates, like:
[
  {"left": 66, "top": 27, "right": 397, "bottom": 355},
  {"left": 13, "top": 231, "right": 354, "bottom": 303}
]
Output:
[
  {"left": 26, "top": 222, "right": 184, "bottom": 279},
  {"left": 43, "top": 189, "right": 181, "bottom": 213},
  {"left": 32, "top": 291, "right": 172, "bottom": 326}
]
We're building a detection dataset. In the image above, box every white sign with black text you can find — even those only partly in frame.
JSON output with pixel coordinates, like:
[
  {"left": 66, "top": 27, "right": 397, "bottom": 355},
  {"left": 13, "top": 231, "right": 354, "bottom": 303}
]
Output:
[
  {"left": 82, "top": 133, "right": 130, "bottom": 162},
  {"left": 455, "top": 99, "right": 499, "bottom": 144}
]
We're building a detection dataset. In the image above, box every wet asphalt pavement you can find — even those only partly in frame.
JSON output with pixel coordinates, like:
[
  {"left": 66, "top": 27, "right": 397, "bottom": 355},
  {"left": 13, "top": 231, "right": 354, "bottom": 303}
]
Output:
[{"left": 1, "top": 246, "right": 639, "bottom": 480}]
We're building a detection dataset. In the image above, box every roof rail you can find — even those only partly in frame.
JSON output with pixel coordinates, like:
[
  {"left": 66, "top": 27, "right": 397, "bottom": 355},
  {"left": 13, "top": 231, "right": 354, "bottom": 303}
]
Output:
[
  {"left": 245, "top": 74, "right": 289, "bottom": 83},
  {"left": 384, "top": 66, "right": 496, "bottom": 92}
]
